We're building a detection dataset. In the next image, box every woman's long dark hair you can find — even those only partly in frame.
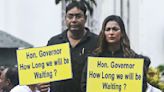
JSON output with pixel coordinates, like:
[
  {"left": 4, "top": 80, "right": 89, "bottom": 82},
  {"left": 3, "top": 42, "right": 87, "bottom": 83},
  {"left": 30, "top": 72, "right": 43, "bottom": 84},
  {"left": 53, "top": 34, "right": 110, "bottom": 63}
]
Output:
[{"left": 94, "top": 15, "right": 136, "bottom": 57}]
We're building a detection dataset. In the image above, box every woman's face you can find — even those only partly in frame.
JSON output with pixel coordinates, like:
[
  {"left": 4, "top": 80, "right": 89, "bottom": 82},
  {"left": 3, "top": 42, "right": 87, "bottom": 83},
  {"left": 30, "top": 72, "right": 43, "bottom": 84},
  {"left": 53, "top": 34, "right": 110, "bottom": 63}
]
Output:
[{"left": 104, "top": 21, "right": 122, "bottom": 44}]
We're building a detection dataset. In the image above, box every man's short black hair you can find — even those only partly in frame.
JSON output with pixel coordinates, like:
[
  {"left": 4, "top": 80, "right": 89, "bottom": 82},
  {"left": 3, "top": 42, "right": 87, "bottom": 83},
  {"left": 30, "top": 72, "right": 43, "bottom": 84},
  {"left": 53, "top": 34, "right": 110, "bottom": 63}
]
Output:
[{"left": 66, "top": 1, "right": 87, "bottom": 15}]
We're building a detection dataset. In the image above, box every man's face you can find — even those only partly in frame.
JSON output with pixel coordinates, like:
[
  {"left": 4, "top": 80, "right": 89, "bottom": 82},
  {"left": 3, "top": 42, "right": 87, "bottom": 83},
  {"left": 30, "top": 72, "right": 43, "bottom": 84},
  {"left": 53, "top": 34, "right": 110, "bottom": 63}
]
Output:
[{"left": 65, "top": 7, "right": 86, "bottom": 32}]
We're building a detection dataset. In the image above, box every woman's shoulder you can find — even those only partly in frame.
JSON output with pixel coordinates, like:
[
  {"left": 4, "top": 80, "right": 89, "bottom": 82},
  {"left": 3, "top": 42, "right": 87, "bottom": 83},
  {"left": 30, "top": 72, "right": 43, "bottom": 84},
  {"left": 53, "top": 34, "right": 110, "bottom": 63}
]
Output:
[
  {"left": 135, "top": 53, "right": 150, "bottom": 60},
  {"left": 134, "top": 54, "right": 151, "bottom": 68}
]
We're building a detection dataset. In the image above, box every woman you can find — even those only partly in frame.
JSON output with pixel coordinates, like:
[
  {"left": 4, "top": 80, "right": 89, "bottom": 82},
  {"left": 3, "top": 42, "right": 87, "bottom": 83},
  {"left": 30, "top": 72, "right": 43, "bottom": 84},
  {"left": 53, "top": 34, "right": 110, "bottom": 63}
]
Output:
[{"left": 81, "top": 15, "right": 151, "bottom": 92}]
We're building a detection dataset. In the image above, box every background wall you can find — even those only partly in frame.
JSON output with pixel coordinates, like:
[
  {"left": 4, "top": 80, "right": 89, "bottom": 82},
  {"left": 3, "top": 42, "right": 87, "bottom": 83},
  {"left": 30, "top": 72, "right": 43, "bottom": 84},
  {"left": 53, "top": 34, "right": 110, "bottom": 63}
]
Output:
[
  {"left": 138, "top": 0, "right": 164, "bottom": 67},
  {"left": 0, "top": 0, "right": 61, "bottom": 47}
]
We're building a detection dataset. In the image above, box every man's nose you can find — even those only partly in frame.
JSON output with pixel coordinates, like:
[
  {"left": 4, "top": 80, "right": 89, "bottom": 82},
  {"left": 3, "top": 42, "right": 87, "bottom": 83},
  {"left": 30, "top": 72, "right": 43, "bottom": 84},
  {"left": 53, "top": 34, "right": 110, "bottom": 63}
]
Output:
[{"left": 72, "top": 16, "right": 77, "bottom": 21}]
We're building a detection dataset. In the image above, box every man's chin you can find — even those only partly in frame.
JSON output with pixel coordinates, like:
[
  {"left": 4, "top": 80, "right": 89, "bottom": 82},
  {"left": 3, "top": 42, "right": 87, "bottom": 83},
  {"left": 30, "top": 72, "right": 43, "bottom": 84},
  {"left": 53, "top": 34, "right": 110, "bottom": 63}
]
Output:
[{"left": 69, "top": 28, "right": 80, "bottom": 31}]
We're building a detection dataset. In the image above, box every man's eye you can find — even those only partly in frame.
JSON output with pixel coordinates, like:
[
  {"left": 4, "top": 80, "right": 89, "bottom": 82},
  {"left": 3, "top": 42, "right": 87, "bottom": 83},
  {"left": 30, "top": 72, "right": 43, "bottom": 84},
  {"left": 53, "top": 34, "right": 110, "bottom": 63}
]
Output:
[
  {"left": 76, "top": 14, "right": 82, "bottom": 18},
  {"left": 67, "top": 15, "right": 74, "bottom": 19},
  {"left": 66, "top": 14, "right": 83, "bottom": 19}
]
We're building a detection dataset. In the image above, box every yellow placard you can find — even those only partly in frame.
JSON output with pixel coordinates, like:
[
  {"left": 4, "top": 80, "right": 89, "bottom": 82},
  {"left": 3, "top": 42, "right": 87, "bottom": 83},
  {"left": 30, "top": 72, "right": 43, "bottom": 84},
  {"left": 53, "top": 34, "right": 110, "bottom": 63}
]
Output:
[
  {"left": 17, "top": 43, "right": 72, "bottom": 85},
  {"left": 87, "top": 57, "right": 144, "bottom": 92}
]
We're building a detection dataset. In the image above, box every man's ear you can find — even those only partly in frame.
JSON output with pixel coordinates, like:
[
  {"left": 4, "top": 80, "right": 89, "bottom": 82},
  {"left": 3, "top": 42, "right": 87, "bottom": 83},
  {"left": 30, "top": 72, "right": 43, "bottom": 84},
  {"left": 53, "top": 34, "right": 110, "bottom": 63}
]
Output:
[
  {"left": 85, "top": 15, "right": 87, "bottom": 20},
  {"left": 65, "top": 15, "right": 67, "bottom": 19}
]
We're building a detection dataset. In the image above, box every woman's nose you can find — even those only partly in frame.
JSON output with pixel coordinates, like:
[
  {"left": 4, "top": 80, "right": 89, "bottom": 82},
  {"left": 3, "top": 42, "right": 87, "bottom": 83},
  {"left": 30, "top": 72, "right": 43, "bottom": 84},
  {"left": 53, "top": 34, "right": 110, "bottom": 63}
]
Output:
[{"left": 109, "top": 29, "right": 115, "bottom": 34}]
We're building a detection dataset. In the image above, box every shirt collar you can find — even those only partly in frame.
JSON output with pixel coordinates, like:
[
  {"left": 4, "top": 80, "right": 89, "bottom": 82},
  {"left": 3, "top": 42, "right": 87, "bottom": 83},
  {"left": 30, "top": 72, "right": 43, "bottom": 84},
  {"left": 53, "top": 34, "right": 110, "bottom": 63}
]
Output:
[{"left": 58, "top": 27, "right": 92, "bottom": 42}]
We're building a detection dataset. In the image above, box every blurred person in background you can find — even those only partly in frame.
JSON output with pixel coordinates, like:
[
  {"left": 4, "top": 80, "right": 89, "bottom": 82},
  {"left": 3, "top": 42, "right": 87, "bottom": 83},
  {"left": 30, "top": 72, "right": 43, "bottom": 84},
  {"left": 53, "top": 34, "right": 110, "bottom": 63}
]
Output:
[
  {"left": 0, "top": 67, "right": 19, "bottom": 92},
  {"left": 0, "top": 66, "right": 7, "bottom": 92}
]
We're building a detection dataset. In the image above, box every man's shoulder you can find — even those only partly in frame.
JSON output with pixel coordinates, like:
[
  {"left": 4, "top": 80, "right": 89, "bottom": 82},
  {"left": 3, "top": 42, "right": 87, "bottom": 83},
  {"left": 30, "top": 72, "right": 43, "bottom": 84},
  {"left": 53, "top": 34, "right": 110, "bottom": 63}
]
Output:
[
  {"left": 85, "top": 27, "right": 98, "bottom": 38},
  {"left": 47, "top": 32, "right": 65, "bottom": 46},
  {"left": 48, "top": 33, "right": 62, "bottom": 41},
  {"left": 90, "top": 32, "right": 98, "bottom": 38},
  {"left": 87, "top": 31, "right": 98, "bottom": 41}
]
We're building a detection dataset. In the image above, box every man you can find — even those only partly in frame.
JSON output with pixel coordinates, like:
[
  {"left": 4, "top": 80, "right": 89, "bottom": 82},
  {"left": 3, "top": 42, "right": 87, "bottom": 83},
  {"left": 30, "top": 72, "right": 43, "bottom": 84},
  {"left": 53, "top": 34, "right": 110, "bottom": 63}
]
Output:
[
  {"left": 0, "top": 67, "right": 19, "bottom": 92},
  {"left": 47, "top": 1, "right": 98, "bottom": 92}
]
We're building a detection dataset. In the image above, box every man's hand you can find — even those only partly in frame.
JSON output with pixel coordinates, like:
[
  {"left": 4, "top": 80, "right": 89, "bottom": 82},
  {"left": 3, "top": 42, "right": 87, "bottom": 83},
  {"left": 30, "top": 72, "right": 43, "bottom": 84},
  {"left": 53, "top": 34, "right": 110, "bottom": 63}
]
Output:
[{"left": 37, "top": 83, "right": 50, "bottom": 92}]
